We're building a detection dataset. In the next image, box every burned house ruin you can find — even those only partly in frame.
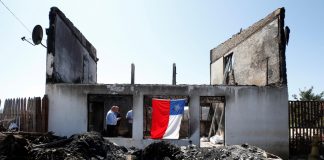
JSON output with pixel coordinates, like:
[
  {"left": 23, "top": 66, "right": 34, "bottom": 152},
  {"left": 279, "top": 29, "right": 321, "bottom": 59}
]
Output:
[
  {"left": 46, "top": 7, "right": 98, "bottom": 84},
  {"left": 210, "top": 8, "right": 287, "bottom": 86},
  {"left": 45, "top": 7, "right": 289, "bottom": 158}
]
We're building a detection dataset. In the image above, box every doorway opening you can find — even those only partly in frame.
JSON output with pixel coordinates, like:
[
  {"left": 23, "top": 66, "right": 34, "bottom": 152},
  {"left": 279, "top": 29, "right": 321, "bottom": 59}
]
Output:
[{"left": 200, "top": 96, "right": 225, "bottom": 147}]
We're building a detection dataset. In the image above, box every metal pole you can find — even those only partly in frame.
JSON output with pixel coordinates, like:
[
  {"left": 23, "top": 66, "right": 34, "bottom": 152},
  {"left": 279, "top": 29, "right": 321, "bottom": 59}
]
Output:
[
  {"left": 131, "top": 63, "right": 135, "bottom": 85},
  {"left": 266, "top": 57, "right": 269, "bottom": 85},
  {"left": 172, "top": 63, "right": 176, "bottom": 85}
]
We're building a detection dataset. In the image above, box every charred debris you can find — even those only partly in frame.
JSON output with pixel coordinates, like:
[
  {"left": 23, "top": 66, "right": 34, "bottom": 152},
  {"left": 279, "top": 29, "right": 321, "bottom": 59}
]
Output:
[{"left": 0, "top": 132, "right": 280, "bottom": 160}]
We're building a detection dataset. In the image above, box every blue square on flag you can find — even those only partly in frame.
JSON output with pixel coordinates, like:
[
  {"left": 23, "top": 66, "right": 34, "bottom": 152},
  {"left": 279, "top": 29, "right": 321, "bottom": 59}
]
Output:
[{"left": 170, "top": 99, "right": 185, "bottom": 115}]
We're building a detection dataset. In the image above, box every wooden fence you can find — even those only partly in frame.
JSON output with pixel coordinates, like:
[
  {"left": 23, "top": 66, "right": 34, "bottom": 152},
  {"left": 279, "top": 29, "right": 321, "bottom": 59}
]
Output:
[
  {"left": 289, "top": 101, "right": 324, "bottom": 156},
  {"left": 0, "top": 95, "right": 48, "bottom": 132}
]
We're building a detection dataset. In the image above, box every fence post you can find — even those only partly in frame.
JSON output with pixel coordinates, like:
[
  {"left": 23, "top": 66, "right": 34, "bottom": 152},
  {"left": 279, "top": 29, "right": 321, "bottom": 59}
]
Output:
[
  {"left": 19, "top": 98, "right": 22, "bottom": 130},
  {"left": 18, "top": 98, "right": 21, "bottom": 130},
  {"left": 21, "top": 98, "right": 25, "bottom": 131},
  {"left": 8, "top": 99, "right": 11, "bottom": 122},
  {"left": 13, "top": 98, "right": 17, "bottom": 124},
  {"left": 14, "top": 98, "right": 17, "bottom": 122},
  {"left": 32, "top": 97, "right": 36, "bottom": 132},
  {"left": 35, "top": 97, "right": 41, "bottom": 132},
  {"left": 27, "top": 98, "right": 31, "bottom": 132},
  {"left": 3, "top": 100, "right": 7, "bottom": 127},
  {"left": 41, "top": 96, "right": 45, "bottom": 132},
  {"left": 43, "top": 95, "right": 49, "bottom": 132}
]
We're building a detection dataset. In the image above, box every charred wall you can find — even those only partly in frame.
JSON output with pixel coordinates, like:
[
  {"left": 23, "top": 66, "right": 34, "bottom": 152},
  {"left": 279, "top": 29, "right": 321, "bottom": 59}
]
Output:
[
  {"left": 210, "top": 8, "right": 287, "bottom": 86},
  {"left": 46, "top": 7, "right": 98, "bottom": 84}
]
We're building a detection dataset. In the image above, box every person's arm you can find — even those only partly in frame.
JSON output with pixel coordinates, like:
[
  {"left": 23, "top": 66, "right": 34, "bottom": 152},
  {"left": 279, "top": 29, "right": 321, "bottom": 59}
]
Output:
[{"left": 126, "top": 111, "right": 130, "bottom": 120}]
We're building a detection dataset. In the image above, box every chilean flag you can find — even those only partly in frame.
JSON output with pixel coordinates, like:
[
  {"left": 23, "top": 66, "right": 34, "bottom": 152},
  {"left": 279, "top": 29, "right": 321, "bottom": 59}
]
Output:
[{"left": 151, "top": 99, "right": 185, "bottom": 139}]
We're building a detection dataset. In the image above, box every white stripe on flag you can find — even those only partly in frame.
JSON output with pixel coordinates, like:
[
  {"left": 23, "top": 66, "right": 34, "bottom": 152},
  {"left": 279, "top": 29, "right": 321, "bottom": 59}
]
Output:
[{"left": 162, "top": 115, "right": 183, "bottom": 139}]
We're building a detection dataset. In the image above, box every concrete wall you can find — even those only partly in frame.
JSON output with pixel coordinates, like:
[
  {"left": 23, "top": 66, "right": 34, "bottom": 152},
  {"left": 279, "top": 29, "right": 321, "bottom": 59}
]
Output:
[
  {"left": 210, "top": 57, "right": 223, "bottom": 84},
  {"left": 210, "top": 8, "right": 287, "bottom": 86},
  {"left": 46, "top": 7, "right": 98, "bottom": 84},
  {"left": 46, "top": 84, "right": 288, "bottom": 158},
  {"left": 225, "top": 86, "right": 289, "bottom": 158},
  {"left": 46, "top": 84, "right": 88, "bottom": 136}
]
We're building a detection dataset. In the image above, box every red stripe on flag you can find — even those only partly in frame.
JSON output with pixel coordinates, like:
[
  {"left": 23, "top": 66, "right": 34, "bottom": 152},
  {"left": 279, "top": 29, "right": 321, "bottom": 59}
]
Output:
[{"left": 150, "top": 99, "right": 170, "bottom": 139}]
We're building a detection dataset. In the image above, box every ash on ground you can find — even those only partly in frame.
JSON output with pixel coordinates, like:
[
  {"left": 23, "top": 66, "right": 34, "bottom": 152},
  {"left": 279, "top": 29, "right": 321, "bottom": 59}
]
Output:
[{"left": 0, "top": 132, "right": 281, "bottom": 160}]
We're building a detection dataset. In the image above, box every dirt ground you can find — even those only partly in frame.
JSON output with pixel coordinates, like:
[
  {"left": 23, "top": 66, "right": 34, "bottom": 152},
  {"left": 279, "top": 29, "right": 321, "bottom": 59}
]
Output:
[{"left": 0, "top": 131, "right": 282, "bottom": 160}]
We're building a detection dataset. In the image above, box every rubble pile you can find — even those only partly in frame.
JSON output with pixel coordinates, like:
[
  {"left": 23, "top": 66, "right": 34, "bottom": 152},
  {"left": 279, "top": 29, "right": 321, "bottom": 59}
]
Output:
[
  {"left": 0, "top": 133, "right": 29, "bottom": 160},
  {"left": 29, "top": 132, "right": 127, "bottom": 160},
  {"left": 135, "top": 141, "right": 279, "bottom": 160},
  {"left": 0, "top": 132, "right": 127, "bottom": 160},
  {"left": 183, "top": 143, "right": 272, "bottom": 159},
  {"left": 0, "top": 132, "right": 281, "bottom": 160},
  {"left": 142, "top": 141, "right": 184, "bottom": 160}
]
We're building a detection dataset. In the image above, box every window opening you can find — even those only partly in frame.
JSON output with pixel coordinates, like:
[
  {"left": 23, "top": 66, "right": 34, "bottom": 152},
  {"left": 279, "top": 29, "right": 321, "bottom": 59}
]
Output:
[
  {"left": 143, "top": 95, "right": 190, "bottom": 139},
  {"left": 223, "top": 53, "right": 234, "bottom": 84},
  {"left": 88, "top": 94, "right": 133, "bottom": 138}
]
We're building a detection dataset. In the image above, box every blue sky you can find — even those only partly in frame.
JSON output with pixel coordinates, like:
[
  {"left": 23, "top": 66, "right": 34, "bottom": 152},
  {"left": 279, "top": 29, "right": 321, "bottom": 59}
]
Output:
[{"left": 0, "top": 0, "right": 324, "bottom": 106}]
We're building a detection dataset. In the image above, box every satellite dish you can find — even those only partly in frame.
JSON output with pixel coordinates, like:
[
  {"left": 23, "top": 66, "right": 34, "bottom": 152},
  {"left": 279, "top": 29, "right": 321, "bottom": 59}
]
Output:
[{"left": 32, "top": 25, "right": 43, "bottom": 45}]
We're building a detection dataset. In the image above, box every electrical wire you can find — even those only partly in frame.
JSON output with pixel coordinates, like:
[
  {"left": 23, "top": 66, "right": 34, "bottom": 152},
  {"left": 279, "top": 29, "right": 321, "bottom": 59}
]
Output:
[{"left": 0, "top": 0, "right": 32, "bottom": 34}]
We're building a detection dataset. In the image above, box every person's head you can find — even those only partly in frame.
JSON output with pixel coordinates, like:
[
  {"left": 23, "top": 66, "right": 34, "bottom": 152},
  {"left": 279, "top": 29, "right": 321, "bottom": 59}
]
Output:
[
  {"left": 111, "top": 106, "right": 119, "bottom": 112},
  {"left": 115, "top": 106, "right": 119, "bottom": 112}
]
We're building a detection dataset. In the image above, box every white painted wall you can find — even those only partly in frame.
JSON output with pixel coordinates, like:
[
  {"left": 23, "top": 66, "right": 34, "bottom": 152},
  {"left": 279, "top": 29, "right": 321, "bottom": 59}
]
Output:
[
  {"left": 225, "top": 86, "right": 289, "bottom": 158},
  {"left": 46, "top": 85, "right": 88, "bottom": 136}
]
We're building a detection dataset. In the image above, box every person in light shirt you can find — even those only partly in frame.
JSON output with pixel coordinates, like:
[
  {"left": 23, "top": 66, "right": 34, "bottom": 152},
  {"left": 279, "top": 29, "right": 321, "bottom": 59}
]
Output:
[
  {"left": 126, "top": 109, "right": 133, "bottom": 137},
  {"left": 106, "top": 106, "right": 121, "bottom": 137}
]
